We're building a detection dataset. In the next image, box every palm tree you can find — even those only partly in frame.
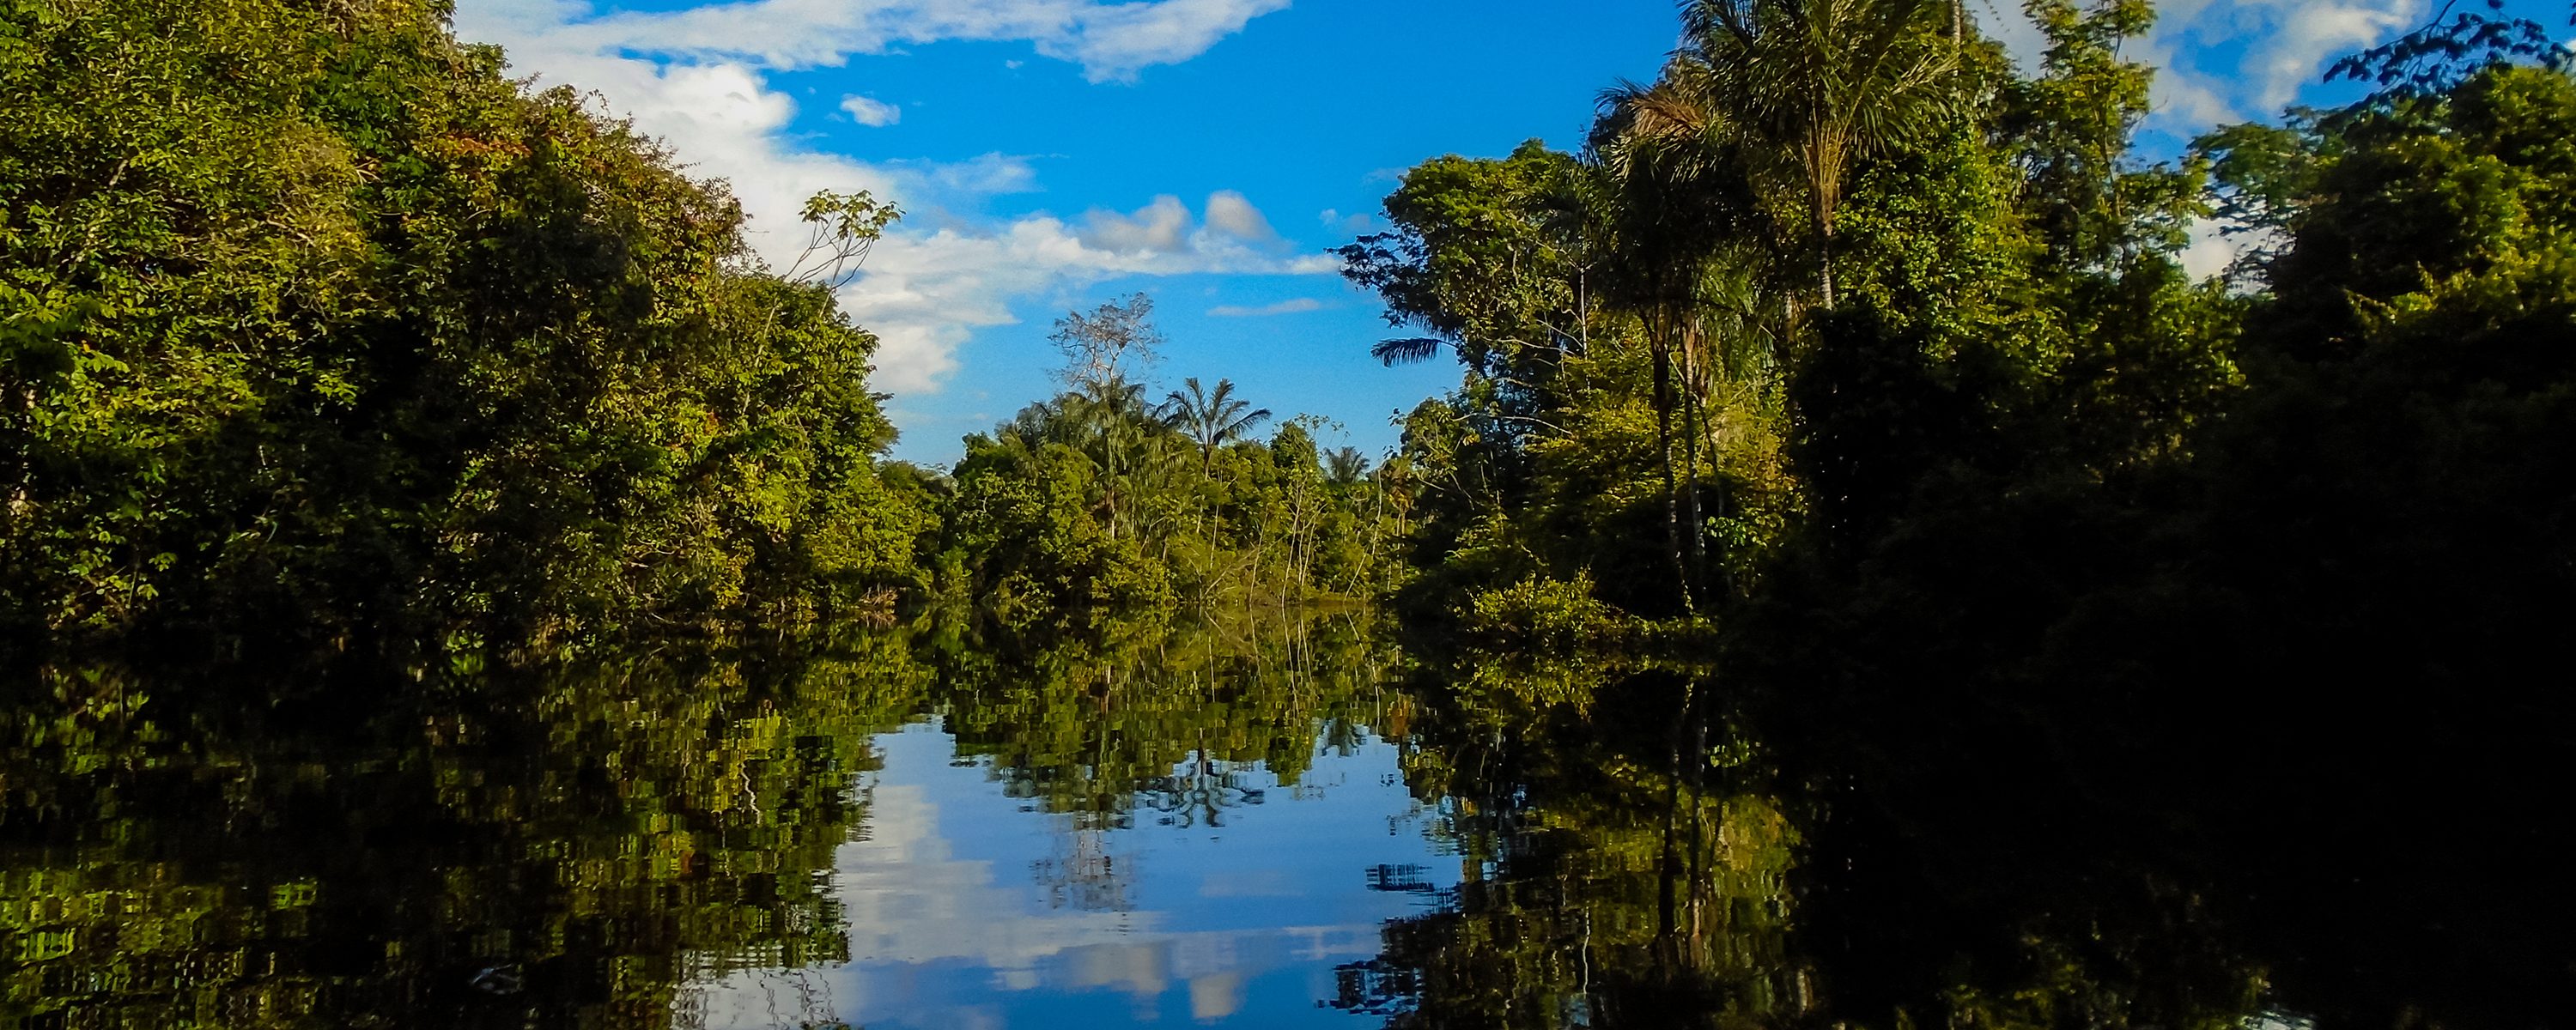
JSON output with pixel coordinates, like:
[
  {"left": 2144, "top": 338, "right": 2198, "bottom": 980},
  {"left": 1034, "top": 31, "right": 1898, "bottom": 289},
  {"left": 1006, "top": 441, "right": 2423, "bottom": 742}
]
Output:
[
  {"left": 1325, "top": 446, "right": 1370, "bottom": 488},
  {"left": 1158, "top": 378, "right": 1273, "bottom": 475},
  {"left": 1649, "top": 0, "right": 1959, "bottom": 309},
  {"left": 1583, "top": 124, "right": 1728, "bottom": 613},
  {"left": 1586, "top": 0, "right": 1954, "bottom": 609}
]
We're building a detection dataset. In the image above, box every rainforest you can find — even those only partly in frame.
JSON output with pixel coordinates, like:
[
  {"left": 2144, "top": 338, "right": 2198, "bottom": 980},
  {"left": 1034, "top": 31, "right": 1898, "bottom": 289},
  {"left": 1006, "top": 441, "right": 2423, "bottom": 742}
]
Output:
[{"left": 3, "top": 0, "right": 2573, "bottom": 1027}]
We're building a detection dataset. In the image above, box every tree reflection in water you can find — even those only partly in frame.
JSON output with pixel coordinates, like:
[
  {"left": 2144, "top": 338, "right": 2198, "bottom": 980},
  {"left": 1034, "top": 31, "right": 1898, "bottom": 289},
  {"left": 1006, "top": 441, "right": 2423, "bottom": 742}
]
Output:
[
  {"left": 4, "top": 614, "right": 2567, "bottom": 1029},
  {"left": 1339, "top": 645, "right": 2571, "bottom": 1030},
  {"left": 0, "top": 609, "right": 1396, "bottom": 1029},
  {"left": 0, "top": 635, "right": 926, "bottom": 1030}
]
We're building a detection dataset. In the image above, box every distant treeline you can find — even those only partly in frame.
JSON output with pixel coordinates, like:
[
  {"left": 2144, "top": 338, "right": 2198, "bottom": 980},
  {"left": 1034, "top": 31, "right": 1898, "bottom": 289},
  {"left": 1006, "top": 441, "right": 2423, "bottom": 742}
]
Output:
[
  {"left": 932, "top": 293, "right": 1404, "bottom": 630},
  {"left": 0, "top": 0, "right": 1400, "bottom": 656}
]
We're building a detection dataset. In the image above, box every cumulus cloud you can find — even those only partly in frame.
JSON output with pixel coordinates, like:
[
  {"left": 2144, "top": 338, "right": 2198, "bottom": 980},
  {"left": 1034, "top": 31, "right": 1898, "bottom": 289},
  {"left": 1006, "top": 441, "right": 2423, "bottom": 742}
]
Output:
[
  {"left": 1209, "top": 298, "right": 1324, "bottom": 318},
  {"left": 846, "top": 207, "right": 1334, "bottom": 392},
  {"left": 2178, "top": 218, "right": 2239, "bottom": 281},
  {"left": 1976, "top": 0, "right": 2430, "bottom": 131},
  {"left": 1203, "top": 190, "right": 1279, "bottom": 243},
  {"left": 841, "top": 94, "right": 902, "bottom": 126},
  {"left": 1076, "top": 192, "right": 1305, "bottom": 257},
  {"left": 2136, "top": 0, "right": 2426, "bottom": 129},
  {"left": 462, "top": 0, "right": 1289, "bottom": 83},
  {"left": 447, "top": 0, "right": 1326, "bottom": 397},
  {"left": 2231, "top": 0, "right": 2420, "bottom": 112},
  {"left": 1081, "top": 196, "right": 1196, "bottom": 254}
]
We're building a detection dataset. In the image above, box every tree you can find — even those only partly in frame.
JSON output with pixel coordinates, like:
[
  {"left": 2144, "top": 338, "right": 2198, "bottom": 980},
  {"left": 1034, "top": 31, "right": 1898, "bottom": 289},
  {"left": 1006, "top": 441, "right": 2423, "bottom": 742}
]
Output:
[
  {"left": 1654, "top": 0, "right": 1962, "bottom": 308},
  {"left": 1159, "top": 377, "right": 1272, "bottom": 474},
  {"left": 1048, "top": 294, "right": 1165, "bottom": 542},
  {"left": 1588, "top": 89, "right": 1770, "bottom": 609},
  {"left": 0, "top": 0, "right": 928, "bottom": 648},
  {"left": 1325, "top": 446, "right": 1371, "bottom": 487}
]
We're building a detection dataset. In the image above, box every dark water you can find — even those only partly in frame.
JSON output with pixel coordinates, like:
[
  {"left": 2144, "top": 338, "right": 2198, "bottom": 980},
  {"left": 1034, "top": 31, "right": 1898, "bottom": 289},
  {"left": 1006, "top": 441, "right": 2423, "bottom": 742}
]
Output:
[{"left": 2, "top": 620, "right": 2567, "bottom": 1028}]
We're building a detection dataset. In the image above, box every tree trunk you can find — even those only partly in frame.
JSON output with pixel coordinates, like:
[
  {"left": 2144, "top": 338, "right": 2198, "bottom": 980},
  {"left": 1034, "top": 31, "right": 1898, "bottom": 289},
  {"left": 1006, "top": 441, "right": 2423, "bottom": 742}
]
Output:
[
  {"left": 1654, "top": 347, "right": 1695, "bottom": 615},
  {"left": 1681, "top": 331, "right": 1708, "bottom": 593},
  {"left": 1818, "top": 202, "right": 1838, "bottom": 311}
]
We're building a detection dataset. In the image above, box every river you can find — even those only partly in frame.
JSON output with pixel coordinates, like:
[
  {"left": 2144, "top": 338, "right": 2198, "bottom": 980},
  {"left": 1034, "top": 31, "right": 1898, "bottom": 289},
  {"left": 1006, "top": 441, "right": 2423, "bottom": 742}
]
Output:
[{"left": 1, "top": 615, "right": 2561, "bottom": 1028}]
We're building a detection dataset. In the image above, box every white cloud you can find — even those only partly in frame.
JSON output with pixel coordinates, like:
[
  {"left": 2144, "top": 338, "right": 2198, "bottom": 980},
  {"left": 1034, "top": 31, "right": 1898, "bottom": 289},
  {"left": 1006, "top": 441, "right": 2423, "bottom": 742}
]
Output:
[
  {"left": 890, "top": 151, "right": 1042, "bottom": 197},
  {"left": 1977, "top": 0, "right": 2430, "bottom": 133},
  {"left": 461, "top": 0, "right": 1289, "bottom": 83},
  {"left": 852, "top": 206, "right": 1334, "bottom": 391},
  {"left": 1318, "top": 208, "right": 1379, "bottom": 236},
  {"left": 2233, "top": 0, "right": 2421, "bottom": 112},
  {"left": 1081, "top": 195, "right": 1196, "bottom": 254},
  {"left": 447, "top": 0, "right": 1328, "bottom": 397},
  {"left": 841, "top": 94, "right": 902, "bottom": 126},
  {"left": 1203, "top": 190, "right": 1278, "bottom": 243},
  {"left": 2178, "top": 217, "right": 2238, "bottom": 281},
  {"left": 1209, "top": 298, "right": 1324, "bottom": 318},
  {"left": 2143, "top": 0, "right": 2427, "bottom": 129},
  {"left": 1969, "top": 0, "right": 2047, "bottom": 71}
]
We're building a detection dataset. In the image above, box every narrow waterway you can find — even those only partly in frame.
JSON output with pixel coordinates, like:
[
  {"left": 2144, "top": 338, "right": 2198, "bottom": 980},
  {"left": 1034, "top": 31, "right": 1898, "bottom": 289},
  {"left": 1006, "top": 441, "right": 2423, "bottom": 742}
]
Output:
[
  {"left": 690, "top": 718, "right": 1451, "bottom": 1028},
  {"left": 3, "top": 618, "right": 2564, "bottom": 1028}
]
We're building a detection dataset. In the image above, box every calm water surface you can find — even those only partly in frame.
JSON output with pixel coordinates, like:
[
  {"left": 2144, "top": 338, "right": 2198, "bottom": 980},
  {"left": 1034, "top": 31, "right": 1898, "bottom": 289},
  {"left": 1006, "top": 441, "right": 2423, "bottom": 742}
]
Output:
[
  {"left": 3, "top": 619, "right": 2566, "bottom": 1028},
  {"left": 693, "top": 719, "right": 1450, "bottom": 1029}
]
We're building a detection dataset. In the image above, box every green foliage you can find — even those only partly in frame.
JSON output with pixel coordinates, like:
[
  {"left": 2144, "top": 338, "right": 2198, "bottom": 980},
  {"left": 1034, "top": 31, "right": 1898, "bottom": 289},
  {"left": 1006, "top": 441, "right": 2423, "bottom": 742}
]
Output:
[
  {"left": 0, "top": 0, "right": 928, "bottom": 651},
  {"left": 0, "top": 613, "right": 1397, "bottom": 1029},
  {"left": 1347, "top": 21, "right": 2576, "bottom": 1027},
  {"left": 0, "top": 638, "right": 928, "bottom": 1028},
  {"left": 1461, "top": 573, "right": 1622, "bottom": 649},
  {"left": 932, "top": 302, "right": 1400, "bottom": 629}
]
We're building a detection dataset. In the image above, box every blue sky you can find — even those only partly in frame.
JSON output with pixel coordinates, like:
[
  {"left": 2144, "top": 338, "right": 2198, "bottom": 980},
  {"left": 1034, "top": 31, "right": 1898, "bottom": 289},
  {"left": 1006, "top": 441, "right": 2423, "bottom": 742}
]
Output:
[{"left": 451, "top": 0, "right": 2571, "bottom": 465}]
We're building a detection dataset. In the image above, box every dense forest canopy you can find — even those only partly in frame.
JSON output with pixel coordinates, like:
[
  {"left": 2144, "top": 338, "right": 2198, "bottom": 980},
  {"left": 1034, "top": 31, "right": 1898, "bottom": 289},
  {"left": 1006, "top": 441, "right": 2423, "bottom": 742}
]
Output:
[
  {"left": 5, "top": 0, "right": 2576, "bottom": 1027},
  {"left": 1348, "top": 0, "right": 2576, "bottom": 667},
  {"left": 7, "top": 0, "right": 2569, "bottom": 663},
  {"left": 0, "top": 0, "right": 1398, "bottom": 657},
  {"left": 1, "top": 0, "right": 932, "bottom": 651}
]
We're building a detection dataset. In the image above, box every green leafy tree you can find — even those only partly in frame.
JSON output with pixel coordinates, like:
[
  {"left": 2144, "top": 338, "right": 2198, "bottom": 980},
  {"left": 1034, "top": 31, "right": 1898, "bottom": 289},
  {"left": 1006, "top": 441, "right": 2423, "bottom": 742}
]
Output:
[{"left": 0, "top": 0, "right": 928, "bottom": 651}]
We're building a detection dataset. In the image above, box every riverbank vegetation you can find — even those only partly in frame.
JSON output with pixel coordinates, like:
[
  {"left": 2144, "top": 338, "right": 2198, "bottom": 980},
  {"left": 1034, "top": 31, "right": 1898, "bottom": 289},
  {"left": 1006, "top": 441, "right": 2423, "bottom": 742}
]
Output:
[
  {"left": 1352, "top": 0, "right": 2575, "bottom": 718},
  {"left": 1328, "top": 2, "right": 2576, "bottom": 1023},
  {"left": 1, "top": 0, "right": 933, "bottom": 652},
  {"left": 7, "top": 0, "right": 2573, "bottom": 1025},
  {"left": 930, "top": 294, "right": 1406, "bottom": 631},
  {"left": 2, "top": 610, "right": 1388, "bottom": 1028},
  {"left": 0, "top": 0, "right": 1398, "bottom": 658}
]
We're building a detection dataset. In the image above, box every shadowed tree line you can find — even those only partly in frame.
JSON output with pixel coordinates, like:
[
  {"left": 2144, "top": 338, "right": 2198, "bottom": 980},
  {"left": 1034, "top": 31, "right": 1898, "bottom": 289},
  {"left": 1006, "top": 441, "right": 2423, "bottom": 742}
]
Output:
[
  {"left": 1339, "top": 0, "right": 2576, "bottom": 1026},
  {"left": 1340, "top": 639, "right": 2573, "bottom": 1030}
]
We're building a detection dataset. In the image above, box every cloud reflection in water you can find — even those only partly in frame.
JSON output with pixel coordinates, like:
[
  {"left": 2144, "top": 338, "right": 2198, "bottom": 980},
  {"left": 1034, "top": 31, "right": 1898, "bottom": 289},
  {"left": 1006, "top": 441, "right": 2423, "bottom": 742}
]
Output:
[{"left": 696, "top": 719, "right": 1449, "bottom": 1028}]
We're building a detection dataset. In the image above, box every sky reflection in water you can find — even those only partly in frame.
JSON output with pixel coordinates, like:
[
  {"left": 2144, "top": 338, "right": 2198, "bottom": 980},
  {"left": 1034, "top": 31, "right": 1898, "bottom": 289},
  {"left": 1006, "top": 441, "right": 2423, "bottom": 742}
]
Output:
[{"left": 695, "top": 718, "right": 1452, "bottom": 1030}]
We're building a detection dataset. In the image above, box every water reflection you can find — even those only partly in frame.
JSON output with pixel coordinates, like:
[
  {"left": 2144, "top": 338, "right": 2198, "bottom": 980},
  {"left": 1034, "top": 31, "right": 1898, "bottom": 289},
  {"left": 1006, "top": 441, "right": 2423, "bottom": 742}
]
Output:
[
  {"left": 696, "top": 720, "right": 1445, "bottom": 1029},
  {"left": 1346, "top": 651, "right": 2573, "bottom": 1030},
  {"left": 0, "top": 614, "right": 1423, "bottom": 1030},
  {"left": 4, "top": 621, "right": 2566, "bottom": 1029},
  {"left": 1, "top": 639, "right": 924, "bottom": 1029}
]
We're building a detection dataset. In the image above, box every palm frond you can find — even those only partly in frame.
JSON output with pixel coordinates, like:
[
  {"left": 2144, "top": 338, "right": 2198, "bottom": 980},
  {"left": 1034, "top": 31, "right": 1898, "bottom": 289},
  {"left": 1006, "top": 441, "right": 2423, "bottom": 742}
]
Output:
[{"left": 1373, "top": 336, "right": 1447, "bottom": 366}]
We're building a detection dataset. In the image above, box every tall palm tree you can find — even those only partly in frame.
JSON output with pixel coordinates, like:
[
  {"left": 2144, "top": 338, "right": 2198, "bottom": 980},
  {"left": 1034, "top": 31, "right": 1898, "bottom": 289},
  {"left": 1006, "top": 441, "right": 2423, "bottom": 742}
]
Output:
[
  {"left": 1056, "top": 378, "right": 1152, "bottom": 541},
  {"left": 1158, "top": 378, "right": 1272, "bottom": 475},
  {"left": 1588, "top": 0, "right": 1954, "bottom": 608},
  {"left": 1650, "top": 0, "right": 1960, "bottom": 309},
  {"left": 1584, "top": 112, "right": 1753, "bottom": 613}
]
